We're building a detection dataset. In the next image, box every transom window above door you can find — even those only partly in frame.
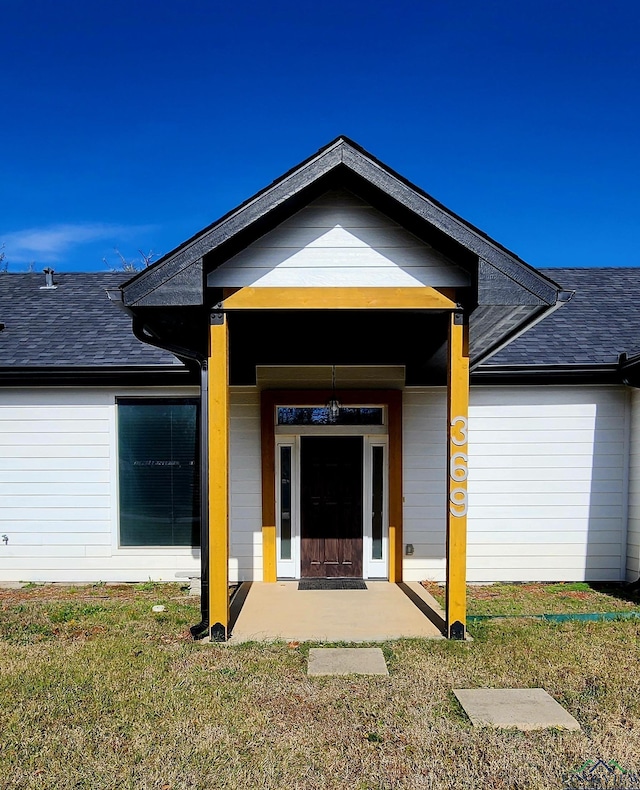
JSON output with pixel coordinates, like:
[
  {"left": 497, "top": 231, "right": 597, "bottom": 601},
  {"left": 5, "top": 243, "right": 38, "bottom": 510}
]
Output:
[{"left": 276, "top": 407, "right": 384, "bottom": 426}]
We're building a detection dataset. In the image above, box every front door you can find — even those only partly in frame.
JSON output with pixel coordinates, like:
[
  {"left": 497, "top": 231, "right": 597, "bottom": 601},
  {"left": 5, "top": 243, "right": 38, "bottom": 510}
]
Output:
[{"left": 300, "top": 436, "right": 363, "bottom": 578}]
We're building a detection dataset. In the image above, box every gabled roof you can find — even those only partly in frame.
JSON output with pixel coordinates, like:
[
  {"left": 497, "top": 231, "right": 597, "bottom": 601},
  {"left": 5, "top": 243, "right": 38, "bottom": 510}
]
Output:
[
  {"left": 118, "top": 136, "right": 567, "bottom": 367},
  {"left": 121, "top": 136, "right": 559, "bottom": 307}
]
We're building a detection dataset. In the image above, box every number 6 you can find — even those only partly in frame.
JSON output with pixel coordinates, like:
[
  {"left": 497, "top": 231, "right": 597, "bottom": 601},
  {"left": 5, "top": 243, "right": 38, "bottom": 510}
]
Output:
[{"left": 450, "top": 452, "right": 468, "bottom": 482}]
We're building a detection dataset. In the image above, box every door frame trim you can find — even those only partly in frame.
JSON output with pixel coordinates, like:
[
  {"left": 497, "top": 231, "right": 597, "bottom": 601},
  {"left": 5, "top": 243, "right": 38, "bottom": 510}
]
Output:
[
  {"left": 275, "top": 433, "right": 389, "bottom": 579},
  {"left": 261, "top": 389, "right": 403, "bottom": 582}
]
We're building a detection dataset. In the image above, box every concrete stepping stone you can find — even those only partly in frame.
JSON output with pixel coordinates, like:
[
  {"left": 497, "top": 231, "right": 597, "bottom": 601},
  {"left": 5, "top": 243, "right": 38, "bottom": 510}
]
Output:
[
  {"left": 307, "top": 647, "right": 388, "bottom": 676},
  {"left": 453, "top": 688, "right": 580, "bottom": 731}
]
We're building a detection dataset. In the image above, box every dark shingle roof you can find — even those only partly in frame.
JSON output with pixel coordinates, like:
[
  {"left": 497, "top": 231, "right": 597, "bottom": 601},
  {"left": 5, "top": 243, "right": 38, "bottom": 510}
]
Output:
[
  {"left": 1, "top": 267, "right": 639, "bottom": 371},
  {"left": 0, "top": 273, "right": 178, "bottom": 367},
  {"left": 487, "top": 267, "right": 640, "bottom": 367}
]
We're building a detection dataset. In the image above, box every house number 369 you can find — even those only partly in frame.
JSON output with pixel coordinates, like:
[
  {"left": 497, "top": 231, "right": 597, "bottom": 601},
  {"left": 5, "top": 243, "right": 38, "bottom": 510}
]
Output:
[{"left": 449, "top": 416, "right": 468, "bottom": 517}]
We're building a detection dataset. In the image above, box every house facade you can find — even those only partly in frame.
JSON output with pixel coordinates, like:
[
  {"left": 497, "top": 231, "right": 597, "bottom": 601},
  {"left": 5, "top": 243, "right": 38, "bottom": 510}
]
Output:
[{"left": 1, "top": 138, "right": 639, "bottom": 641}]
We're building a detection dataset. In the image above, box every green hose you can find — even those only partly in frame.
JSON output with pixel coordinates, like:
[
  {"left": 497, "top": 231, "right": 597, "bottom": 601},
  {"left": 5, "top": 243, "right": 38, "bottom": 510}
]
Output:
[{"left": 467, "top": 611, "right": 640, "bottom": 623}]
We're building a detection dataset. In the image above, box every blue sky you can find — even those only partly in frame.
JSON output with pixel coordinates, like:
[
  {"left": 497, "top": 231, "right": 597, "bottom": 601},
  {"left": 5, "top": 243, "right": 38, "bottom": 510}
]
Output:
[{"left": 1, "top": 0, "right": 638, "bottom": 272}]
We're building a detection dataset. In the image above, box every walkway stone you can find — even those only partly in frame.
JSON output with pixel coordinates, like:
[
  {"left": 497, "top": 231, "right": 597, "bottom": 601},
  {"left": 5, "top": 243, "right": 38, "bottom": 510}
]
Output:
[
  {"left": 308, "top": 647, "right": 388, "bottom": 676},
  {"left": 453, "top": 688, "right": 581, "bottom": 731}
]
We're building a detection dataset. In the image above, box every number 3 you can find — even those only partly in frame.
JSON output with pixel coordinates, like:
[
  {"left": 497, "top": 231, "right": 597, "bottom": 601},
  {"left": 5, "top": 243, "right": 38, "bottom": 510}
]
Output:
[{"left": 450, "top": 416, "right": 468, "bottom": 446}]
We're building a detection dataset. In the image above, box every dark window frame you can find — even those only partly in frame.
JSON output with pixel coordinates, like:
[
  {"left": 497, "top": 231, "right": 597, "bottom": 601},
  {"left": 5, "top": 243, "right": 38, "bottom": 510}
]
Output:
[{"left": 116, "top": 397, "right": 201, "bottom": 549}]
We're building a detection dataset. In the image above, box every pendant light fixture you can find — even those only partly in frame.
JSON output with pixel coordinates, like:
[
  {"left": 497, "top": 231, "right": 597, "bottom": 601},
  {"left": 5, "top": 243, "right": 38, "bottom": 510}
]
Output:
[{"left": 327, "top": 365, "right": 340, "bottom": 423}]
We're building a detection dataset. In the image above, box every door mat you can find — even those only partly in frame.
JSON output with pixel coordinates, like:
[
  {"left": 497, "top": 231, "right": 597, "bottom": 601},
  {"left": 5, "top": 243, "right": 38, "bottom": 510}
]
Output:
[{"left": 298, "top": 579, "right": 367, "bottom": 591}]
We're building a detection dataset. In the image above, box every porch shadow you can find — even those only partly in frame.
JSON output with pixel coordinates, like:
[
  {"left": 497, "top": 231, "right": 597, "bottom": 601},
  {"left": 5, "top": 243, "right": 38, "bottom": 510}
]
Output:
[
  {"left": 229, "top": 581, "right": 253, "bottom": 634},
  {"left": 396, "top": 582, "right": 446, "bottom": 635}
]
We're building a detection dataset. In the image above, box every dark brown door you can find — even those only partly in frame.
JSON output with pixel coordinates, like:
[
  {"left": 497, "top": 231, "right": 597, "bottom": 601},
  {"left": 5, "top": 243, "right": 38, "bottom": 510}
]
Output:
[{"left": 300, "top": 436, "right": 363, "bottom": 578}]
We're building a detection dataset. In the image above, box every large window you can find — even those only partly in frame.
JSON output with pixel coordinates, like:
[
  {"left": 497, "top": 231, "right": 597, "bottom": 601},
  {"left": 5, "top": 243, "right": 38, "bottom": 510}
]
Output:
[{"left": 118, "top": 399, "right": 200, "bottom": 547}]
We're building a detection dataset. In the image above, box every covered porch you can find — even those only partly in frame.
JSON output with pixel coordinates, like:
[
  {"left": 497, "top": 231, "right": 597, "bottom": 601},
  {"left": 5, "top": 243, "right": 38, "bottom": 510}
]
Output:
[
  {"left": 205, "top": 293, "right": 470, "bottom": 641},
  {"left": 115, "top": 137, "right": 566, "bottom": 643}
]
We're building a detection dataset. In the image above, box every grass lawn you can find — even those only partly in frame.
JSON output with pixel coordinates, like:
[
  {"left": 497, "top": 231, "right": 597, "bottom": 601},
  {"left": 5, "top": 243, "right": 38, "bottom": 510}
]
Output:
[
  {"left": 1, "top": 583, "right": 639, "bottom": 789},
  {"left": 422, "top": 580, "right": 640, "bottom": 617}
]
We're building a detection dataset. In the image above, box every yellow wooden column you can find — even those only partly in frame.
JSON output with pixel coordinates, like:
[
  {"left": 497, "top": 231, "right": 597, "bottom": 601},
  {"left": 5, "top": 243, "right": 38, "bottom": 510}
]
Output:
[
  {"left": 260, "top": 393, "right": 277, "bottom": 583},
  {"left": 446, "top": 310, "right": 470, "bottom": 639},
  {"left": 387, "top": 391, "right": 403, "bottom": 583},
  {"left": 208, "top": 312, "right": 230, "bottom": 641}
]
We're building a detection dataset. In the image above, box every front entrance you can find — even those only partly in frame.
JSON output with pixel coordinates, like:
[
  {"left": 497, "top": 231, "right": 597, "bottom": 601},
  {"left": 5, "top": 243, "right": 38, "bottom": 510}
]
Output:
[
  {"left": 300, "top": 436, "right": 363, "bottom": 578},
  {"left": 268, "top": 391, "right": 399, "bottom": 582}
]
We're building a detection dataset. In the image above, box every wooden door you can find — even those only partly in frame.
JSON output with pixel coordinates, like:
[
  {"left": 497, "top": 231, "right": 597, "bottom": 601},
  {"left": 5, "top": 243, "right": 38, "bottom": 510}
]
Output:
[{"left": 300, "top": 436, "right": 363, "bottom": 578}]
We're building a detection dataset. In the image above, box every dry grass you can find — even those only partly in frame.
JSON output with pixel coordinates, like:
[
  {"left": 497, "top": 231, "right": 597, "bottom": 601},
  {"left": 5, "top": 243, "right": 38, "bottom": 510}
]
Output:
[
  {"left": 1, "top": 584, "right": 639, "bottom": 789},
  {"left": 422, "top": 580, "right": 640, "bottom": 617}
]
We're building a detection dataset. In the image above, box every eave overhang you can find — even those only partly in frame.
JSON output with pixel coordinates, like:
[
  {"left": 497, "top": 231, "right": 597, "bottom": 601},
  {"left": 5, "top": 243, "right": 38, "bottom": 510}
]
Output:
[
  {"left": 471, "top": 363, "right": 623, "bottom": 386},
  {"left": 119, "top": 137, "right": 567, "bottom": 366},
  {"left": 0, "top": 365, "right": 196, "bottom": 387},
  {"left": 471, "top": 350, "right": 640, "bottom": 389}
]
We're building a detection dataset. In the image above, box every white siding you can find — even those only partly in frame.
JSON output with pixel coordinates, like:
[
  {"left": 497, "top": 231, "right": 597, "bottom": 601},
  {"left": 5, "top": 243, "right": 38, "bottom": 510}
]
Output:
[
  {"left": 2, "top": 383, "right": 631, "bottom": 586},
  {"left": 229, "top": 388, "right": 262, "bottom": 582},
  {"left": 207, "top": 190, "right": 470, "bottom": 289},
  {"left": 402, "top": 386, "right": 630, "bottom": 583},
  {"left": 0, "top": 387, "right": 201, "bottom": 583},
  {"left": 627, "top": 388, "right": 640, "bottom": 581},
  {"left": 402, "top": 389, "right": 447, "bottom": 582}
]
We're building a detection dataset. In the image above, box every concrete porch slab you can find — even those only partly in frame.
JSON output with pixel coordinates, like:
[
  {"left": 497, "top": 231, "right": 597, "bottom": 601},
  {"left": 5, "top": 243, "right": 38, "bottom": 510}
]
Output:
[
  {"left": 229, "top": 581, "right": 444, "bottom": 643},
  {"left": 308, "top": 647, "right": 389, "bottom": 675},
  {"left": 453, "top": 688, "right": 581, "bottom": 731}
]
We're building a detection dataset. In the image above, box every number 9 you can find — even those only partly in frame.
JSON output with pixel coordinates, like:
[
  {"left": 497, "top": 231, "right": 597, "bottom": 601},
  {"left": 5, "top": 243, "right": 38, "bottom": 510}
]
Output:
[{"left": 449, "top": 488, "right": 468, "bottom": 517}]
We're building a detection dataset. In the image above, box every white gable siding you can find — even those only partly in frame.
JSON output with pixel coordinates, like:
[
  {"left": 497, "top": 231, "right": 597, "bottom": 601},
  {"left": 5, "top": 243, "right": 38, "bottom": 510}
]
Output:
[
  {"left": 402, "top": 386, "right": 630, "bottom": 583},
  {"left": 207, "top": 190, "right": 470, "bottom": 289},
  {"left": 627, "top": 388, "right": 640, "bottom": 581},
  {"left": 229, "top": 388, "right": 262, "bottom": 582},
  {"left": 0, "top": 387, "right": 200, "bottom": 583}
]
